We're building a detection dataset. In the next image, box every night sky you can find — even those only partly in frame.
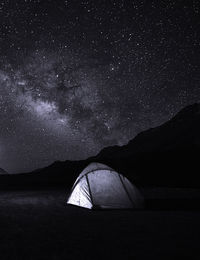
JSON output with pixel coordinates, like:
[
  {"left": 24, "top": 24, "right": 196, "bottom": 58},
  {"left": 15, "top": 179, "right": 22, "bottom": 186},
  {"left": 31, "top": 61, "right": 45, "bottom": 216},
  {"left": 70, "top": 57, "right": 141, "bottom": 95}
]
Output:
[{"left": 0, "top": 0, "right": 200, "bottom": 173}]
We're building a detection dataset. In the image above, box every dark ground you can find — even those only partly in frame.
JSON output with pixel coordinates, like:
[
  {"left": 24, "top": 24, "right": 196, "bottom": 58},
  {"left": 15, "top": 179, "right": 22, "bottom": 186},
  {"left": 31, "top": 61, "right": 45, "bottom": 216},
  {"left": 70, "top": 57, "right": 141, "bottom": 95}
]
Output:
[{"left": 0, "top": 188, "right": 200, "bottom": 260}]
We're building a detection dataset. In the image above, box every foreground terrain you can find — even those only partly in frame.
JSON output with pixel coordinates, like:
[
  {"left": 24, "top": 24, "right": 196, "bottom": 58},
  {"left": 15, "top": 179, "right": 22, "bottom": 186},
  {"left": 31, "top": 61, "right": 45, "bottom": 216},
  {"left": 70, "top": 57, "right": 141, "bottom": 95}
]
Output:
[{"left": 0, "top": 188, "right": 200, "bottom": 259}]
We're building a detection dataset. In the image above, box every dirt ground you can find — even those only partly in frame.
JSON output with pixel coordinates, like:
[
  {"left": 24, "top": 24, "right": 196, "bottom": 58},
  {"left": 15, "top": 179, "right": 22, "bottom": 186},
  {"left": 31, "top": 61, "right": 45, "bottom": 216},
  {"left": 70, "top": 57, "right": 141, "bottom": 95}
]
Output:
[{"left": 0, "top": 188, "right": 200, "bottom": 260}]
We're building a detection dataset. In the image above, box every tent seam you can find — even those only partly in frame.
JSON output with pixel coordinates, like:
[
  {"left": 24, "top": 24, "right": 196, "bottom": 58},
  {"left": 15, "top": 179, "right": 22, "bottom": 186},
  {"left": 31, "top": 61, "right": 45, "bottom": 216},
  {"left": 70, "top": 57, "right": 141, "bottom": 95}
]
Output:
[
  {"left": 118, "top": 173, "right": 135, "bottom": 207},
  {"left": 86, "top": 174, "right": 94, "bottom": 207}
]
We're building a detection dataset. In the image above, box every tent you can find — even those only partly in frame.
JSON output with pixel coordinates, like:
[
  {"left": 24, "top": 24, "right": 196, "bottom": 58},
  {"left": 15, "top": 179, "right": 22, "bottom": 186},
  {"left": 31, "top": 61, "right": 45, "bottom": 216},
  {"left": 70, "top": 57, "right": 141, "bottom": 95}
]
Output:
[{"left": 67, "top": 162, "right": 144, "bottom": 209}]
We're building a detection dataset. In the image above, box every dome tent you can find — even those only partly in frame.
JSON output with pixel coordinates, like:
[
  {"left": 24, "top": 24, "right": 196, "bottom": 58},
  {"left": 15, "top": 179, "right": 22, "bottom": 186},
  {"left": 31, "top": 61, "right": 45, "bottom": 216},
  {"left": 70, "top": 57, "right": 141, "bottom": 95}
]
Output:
[{"left": 67, "top": 162, "right": 144, "bottom": 209}]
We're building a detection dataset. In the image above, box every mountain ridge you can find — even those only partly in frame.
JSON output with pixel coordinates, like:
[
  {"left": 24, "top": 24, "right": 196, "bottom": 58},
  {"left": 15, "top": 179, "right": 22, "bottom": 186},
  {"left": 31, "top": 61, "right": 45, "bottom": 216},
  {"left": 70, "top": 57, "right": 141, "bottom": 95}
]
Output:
[
  {"left": 0, "top": 168, "right": 8, "bottom": 175},
  {"left": 1, "top": 103, "right": 200, "bottom": 188}
]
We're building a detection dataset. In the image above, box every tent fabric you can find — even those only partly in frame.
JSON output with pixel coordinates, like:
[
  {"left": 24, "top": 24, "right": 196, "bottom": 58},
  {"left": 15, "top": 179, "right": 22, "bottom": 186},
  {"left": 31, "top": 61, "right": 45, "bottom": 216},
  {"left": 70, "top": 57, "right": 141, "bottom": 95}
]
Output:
[
  {"left": 67, "top": 176, "right": 93, "bottom": 209},
  {"left": 67, "top": 162, "right": 144, "bottom": 209}
]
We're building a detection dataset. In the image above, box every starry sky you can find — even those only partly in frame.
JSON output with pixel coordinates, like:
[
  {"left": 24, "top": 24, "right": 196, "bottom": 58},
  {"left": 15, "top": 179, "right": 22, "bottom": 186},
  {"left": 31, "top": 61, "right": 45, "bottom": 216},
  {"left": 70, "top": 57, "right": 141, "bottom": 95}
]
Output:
[{"left": 0, "top": 0, "right": 200, "bottom": 173}]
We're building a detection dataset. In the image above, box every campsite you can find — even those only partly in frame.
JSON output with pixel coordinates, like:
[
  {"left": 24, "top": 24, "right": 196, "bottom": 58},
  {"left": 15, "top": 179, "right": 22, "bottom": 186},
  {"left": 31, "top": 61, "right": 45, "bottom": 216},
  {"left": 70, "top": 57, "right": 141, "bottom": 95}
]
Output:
[
  {"left": 1, "top": 103, "right": 200, "bottom": 259},
  {"left": 1, "top": 1, "right": 200, "bottom": 257},
  {"left": 1, "top": 188, "right": 200, "bottom": 259}
]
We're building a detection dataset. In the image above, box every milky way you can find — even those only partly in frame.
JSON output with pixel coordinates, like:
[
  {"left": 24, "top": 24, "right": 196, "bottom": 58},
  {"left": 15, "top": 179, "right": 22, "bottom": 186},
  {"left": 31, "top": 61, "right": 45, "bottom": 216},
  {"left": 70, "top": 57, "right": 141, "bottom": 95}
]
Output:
[{"left": 0, "top": 1, "right": 200, "bottom": 173}]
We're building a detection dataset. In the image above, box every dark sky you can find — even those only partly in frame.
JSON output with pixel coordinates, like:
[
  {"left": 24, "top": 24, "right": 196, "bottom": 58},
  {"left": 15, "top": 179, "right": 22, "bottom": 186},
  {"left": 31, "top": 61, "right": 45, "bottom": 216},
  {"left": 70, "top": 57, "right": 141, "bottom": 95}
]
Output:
[{"left": 0, "top": 0, "right": 200, "bottom": 173}]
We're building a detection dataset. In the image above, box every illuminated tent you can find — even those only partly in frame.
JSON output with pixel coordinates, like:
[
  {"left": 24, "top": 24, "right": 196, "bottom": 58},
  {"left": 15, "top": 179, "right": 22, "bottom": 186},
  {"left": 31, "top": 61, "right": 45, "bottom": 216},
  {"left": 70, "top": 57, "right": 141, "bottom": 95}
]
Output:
[{"left": 67, "top": 162, "right": 144, "bottom": 209}]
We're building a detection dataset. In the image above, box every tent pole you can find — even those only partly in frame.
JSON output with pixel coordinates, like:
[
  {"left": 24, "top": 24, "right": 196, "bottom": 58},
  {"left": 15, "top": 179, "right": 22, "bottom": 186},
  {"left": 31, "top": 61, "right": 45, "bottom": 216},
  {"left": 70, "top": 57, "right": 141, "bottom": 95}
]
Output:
[
  {"left": 86, "top": 174, "right": 94, "bottom": 207},
  {"left": 118, "top": 173, "right": 135, "bottom": 207}
]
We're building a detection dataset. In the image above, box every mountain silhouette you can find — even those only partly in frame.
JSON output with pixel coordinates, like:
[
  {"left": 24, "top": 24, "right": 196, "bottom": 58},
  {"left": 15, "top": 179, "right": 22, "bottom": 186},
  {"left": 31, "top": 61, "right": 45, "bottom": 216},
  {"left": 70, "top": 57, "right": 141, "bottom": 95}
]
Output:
[
  {"left": 1, "top": 103, "right": 200, "bottom": 188},
  {"left": 0, "top": 168, "right": 7, "bottom": 175}
]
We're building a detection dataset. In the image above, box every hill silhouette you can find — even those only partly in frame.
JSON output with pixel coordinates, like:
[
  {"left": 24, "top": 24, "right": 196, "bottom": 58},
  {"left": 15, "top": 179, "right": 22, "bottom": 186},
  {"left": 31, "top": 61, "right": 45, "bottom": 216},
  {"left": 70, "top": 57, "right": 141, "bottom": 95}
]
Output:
[
  {"left": 1, "top": 103, "right": 200, "bottom": 188},
  {"left": 0, "top": 168, "right": 7, "bottom": 175}
]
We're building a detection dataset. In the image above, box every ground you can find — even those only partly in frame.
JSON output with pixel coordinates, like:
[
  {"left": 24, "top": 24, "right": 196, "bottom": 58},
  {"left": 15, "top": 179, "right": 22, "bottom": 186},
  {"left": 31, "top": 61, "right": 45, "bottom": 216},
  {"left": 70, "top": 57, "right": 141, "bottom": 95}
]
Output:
[{"left": 0, "top": 188, "right": 200, "bottom": 260}]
